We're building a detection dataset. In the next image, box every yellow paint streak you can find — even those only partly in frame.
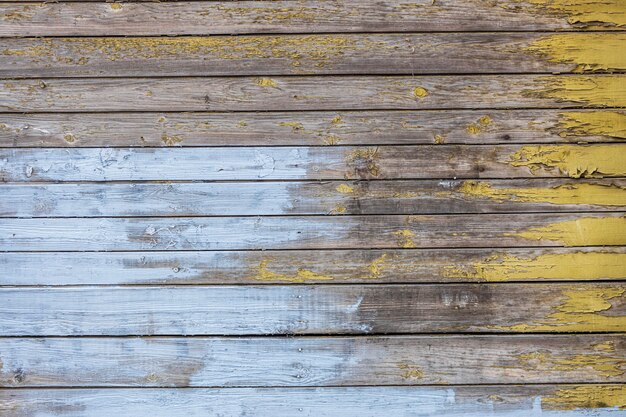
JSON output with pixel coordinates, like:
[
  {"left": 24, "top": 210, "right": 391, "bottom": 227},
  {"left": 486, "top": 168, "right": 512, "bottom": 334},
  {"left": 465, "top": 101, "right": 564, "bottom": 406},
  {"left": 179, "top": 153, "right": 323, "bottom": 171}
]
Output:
[
  {"left": 458, "top": 181, "right": 626, "bottom": 206},
  {"left": 557, "top": 111, "right": 626, "bottom": 139},
  {"left": 529, "top": 76, "right": 626, "bottom": 107},
  {"left": 517, "top": 351, "right": 626, "bottom": 377},
  {"left": 593, "top": 341, "right": 616, "bottom": 352},
  {"left": 393, "top": 229, "right": 417, "bottom": 248},
  {"left": 542, "top": 385, "right": 626, "bottom": 410},
  {"left": 500, "top": 287, "right": 626, "bottom": 332},
  {"left": 413, "top": 87, "right": 429, "bottom": 98},
  {"left": 279, "top": 121, "right": 304, "bottom": 131},
  {"left": 368, "top": 254, "right": 388, "bottom": 278},
  {"left": 256, "top": 78, "right": 278, "bottom": 88},
  {"left": 508, "top": 216, "right": 626, "bottom": 246},
  {"left": 336, "top": 183, "right": 355, "bottom": 194},
  {"left": 253, "top": 259, "right": 334, "bottom": 283},
  {"left": 443, "top": 251, "right": 626, "bottom": 282},
  {"left": 509, "top": 145, "right": 626, "bottom": 178},
  {"left": 519, "top": 0, "right": 626, "bottom": 28},
  {"left": 526, "top": 34, "right": 626, "bottom": 72}
]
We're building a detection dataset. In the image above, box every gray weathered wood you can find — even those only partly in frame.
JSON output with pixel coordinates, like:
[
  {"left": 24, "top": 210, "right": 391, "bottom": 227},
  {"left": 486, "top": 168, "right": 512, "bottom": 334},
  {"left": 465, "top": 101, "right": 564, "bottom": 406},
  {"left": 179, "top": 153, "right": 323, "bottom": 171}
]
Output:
[
  {"left": 2, "top": 385, "right": 625, "bottom": 417},
  {"left": 2, "top": 145, "right": 625, "bottom": 182},
  {"left": 1, "top": 213, "right": 624, "bottom": 251},
  {"left": 2, "top": 248, "right": 624, "bottom": 286},
  {"left": 1, "top": 180, "right": 625, "bottom": 218},
  {"left": 2, "top": 0, "right": 622, "bottom": 35},
  {"left": 2, "top": 75, "right": 624, "bottom": 112},
  {"left": 2, "top": 110, "right": 624, "bottom": 147},
  {"left": 1, "top": 284, "right": 625, "bottom": 335},
  {"left": 2, "top": 33, "right": 622, "bottom": 77},
  {"left": 1, "top": 335, "right": 624, "bottom": 386}
]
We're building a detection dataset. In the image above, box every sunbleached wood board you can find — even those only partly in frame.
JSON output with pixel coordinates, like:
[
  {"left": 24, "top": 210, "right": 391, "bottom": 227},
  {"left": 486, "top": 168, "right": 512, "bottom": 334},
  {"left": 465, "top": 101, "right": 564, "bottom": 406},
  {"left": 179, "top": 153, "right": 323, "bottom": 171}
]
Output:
[
  {"left": 1, "top": 284, "right": 625, "bottom": 335},
  {"left": 2, "top": 145, "right": 625, "bottom": 182},
  {"left": 1, "top": 213, "right": 625, "bottom": 251},
  {"left": 1, "top": 180, "right": 624, "bottom": 218},
  {"left": 2, "top": 0, "right": 624, "bottom": 35},
  {"left": 1, "top": 33, "right": 623, "bottom": 77},
  {"left": 2, "top": 248, "right": 625, "bottom": 286},
  {"left": 2, "top": 110, "right": 624, "bottom": 148},
  {"left": 2, "top": 75, "right": 625, "bottom": 112},
  {"left": 2, "top": 385, "right": 625, "bottom": 417},
  {"left": 1, "top": 335, "right": 624, "bottom": 386}
]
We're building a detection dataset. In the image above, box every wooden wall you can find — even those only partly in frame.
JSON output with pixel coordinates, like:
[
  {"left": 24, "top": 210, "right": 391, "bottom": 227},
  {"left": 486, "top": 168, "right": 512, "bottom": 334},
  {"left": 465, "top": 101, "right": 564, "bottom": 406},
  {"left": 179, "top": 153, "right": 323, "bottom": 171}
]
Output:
[{"left": 1, "top": 0, "right": 625, "bottom": 415}]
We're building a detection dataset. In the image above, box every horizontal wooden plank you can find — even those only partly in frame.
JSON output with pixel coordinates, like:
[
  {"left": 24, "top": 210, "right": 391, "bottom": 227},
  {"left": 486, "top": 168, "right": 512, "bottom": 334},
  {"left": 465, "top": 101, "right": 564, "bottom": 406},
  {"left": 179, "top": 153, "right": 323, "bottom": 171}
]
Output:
[
  {"left": 2, "top": 145, "right": 626, "bottom": 182},
  {"left": 2, "top": 248, "right": 625, "bottom": 286},
  {"left": 2, "top": 0, "right": 624, "bottom": 35},
  {"left": 1, "top": 335, "right": 624, "bottom": 386},
  {"left": 1, "top": 213, "right": 625, "bottom": 251},
  {"left": 1, "top": 284, "right": 625, "bottom": 335},
  {"left": 2, "top": 385, "right": 626, "bottom": 417},
  {"left": 2, "top": 110, "right": 625, "bottom": 147},
  {"left": 1, "top": 180, "right": 625, "bottom": 218},
  {"left": 2, "top": 33, "right": 624, "bottom": 77},
  {"left": 2, "top": 75, "right": 625, "bottom": 112}
]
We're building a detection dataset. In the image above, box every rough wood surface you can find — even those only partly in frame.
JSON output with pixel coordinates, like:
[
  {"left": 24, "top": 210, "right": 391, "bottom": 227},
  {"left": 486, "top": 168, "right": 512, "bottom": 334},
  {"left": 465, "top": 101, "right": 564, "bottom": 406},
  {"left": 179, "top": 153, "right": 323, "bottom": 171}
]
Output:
[
  {"left": 2, "top": 145, "right": 626, "bottom": 182},
  {"left": 1, "top": 180, "right": 625, "bottom": 218},
  {"left": 2, "top": 213, "right": 625, "bottom": 251},
  {"left": 2, "top": 248, "right": 625, "bottom": 286},
  {"left": 2, "top": 75, "right": 625, "bottom": 112},
  {"left": 2, "top": 385, "right": 626, "bottom": 417},
  {"left": 2, "top": 0, "right": 624, "bottom": 35},
  {"left": 2, "top": 110, "right": 625, "bottom": 147},
  {"left": 1, "top": 335, "right": 624, "bottom": 386},
  {"left": 2, "top": 33, "right": 624, "bottom": 77}
]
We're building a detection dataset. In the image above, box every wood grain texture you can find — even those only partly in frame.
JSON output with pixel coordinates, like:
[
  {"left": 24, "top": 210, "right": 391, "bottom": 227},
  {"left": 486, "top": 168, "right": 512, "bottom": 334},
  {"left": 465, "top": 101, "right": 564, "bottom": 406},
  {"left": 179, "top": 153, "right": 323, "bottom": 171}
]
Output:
[
  {"left": 1, "top": 180, "right": 624, "bottom": 218},
  {"left": 2, "top": 145, "right": 626, "bottom": 182},
  {"left": 1, "top": 335, "right": 624, "bottom": 386},
  {"left": 2, "top": 110, "right": 625, "bottom": 147},
  {"left": 2, "top": 385, "right": 626, "bottom": 417},
  {"left": 2, "top": 0, "right": 623, "bottom": 35},
  {"left": 2, "top": 75, "right": 625, "bottom": 112},
  {"left": 1, "top": 284, "right": 625, "bottom": 335},
  {"left": 2, "top": 33, "right": 623, "bottom": 77},
  {"left": 2, "top": 213, "right": 625, "bottom": 251},
  {"left": 2, "top": 248, "right": 625, "bottom": 286}
]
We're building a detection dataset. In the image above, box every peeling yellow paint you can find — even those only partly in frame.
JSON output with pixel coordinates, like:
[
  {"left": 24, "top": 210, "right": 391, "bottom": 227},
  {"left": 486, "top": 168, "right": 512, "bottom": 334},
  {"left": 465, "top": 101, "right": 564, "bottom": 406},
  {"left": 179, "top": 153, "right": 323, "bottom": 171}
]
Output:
[
  {"left": 368, "top": 253, "right": 388, "bottom": 278},
  {"left": 63, "top": 133, "right": 76, "bottom": 143},
  {"left": 330, "top": 115, "right": 343, "bottom": 126},
  {"left": 517, "top": 0, "right": 626, "bottom": 29},
  {"left": 593, "top": 341, "right": 616, "bottom": 352},
  {"left": 161, "top": 133, "right": 183, "bottom": 146},
  {"left": 465, "top": 115, "right": 492, "bottom": 135},
  {"left": 110, "top": 2, "right": 123, "bottom": 10},
  {"left": 517, "top": 350, "right": 626, "bottom": 377},
  {"left": 323, "top": 134, "right": 341, "bottom": 145},
  {"left": 336, "top": 183, "right": 355, "bottom": 194},
  {"left": 279, "top": 121, "right": 304, "bottom": 131},
  {"left": 253, "top": 259, "right": 334, "bottom": 283},
  {"left": 542, "top": 385, "right": 626, "bottom": 410},
  {"left": 500, "top": 287, "right": 626, "bottom": 332},
  {"left": 393, "top": 229, "right": 417, "bottom": 248},
  {"left": 332, "top": 204, "right": 347, "bottom": 214},
  {"left": 457, "top": 181, "right": 626, "bottom": 206},
  {"left": 443, "top": 251, "right": 626, "bottom": 282},
  {"left": 345, "top": 148, "right": 381, "bottom": 177},
  {"left": 508, "top": 216, "right": 626, "bottom": 246},
  {"left": 434, "top": 134, "right": 445, "bottom": 144},
  {"left": 256, "top": 78, "right": 278, "bottom": 88},
  {"left": 398, "top": 363, "right": 424, "bottom": 379},
  {"left": 413, "top": 86, "right": 429, "bottom": 98},
  {"left": 508, "top": 145, "right": 626, "bottom": 178},
  {"left": 526, "top": 34, "right": 626, "bottom": 72},
  {"left": 528, "top": 76, "right": 626, "bottom": 107},
  {"left": 556, "top": 111, "right": 626, "bottom": 139}
]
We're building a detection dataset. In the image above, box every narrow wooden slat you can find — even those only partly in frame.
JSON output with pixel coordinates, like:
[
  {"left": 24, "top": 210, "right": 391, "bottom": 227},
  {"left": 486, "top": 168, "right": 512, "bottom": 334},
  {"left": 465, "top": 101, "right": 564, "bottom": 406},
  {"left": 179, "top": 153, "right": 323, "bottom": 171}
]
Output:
[
  {"left": 1, "top": 335, "right": 623, "bottom": 386},
  {"left": 1, "top": 213, "right": 625, "bottom": 251},
  {"left": 2, "top": 0, "right": 624, "bottom": 35},
  {"left": 2, "top": 284, "right": 625, "bottom": 335},
  {"left": 2, "top": 110, "right": 624, "bottom": 147},
  {"left": 1, "top": 180, "right": 625, "bottom": 218},
  {"left": 2, "top": 33, "right": 624, "bottom": 77},
  {"left": 2, "top": 145, "right": 626, "bottom": 182},
  {"left": 2, "top": 248, "right": 625, "bottom": 286},
  {"left": 2, "top": 385, "right": 625, "bottom": 417},
  {"left": 2, "top": 75, "right": 624, "bottom": 112}
]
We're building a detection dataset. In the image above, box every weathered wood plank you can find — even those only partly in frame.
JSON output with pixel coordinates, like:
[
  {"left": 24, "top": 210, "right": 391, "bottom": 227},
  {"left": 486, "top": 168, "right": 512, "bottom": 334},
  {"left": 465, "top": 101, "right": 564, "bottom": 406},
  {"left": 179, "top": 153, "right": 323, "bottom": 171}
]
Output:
[
  {"left": 2, "top": 248, "right": 625, "bottom": 286},
  {"left": 1, "top": 284, "right": 625, "bottom": 335},
  {"left": 2, "top": 75, "right": 625, "bottom": 112},
  {"left": 2, "top": 0, "right": 624, "bottom": 35},
  {"left": 1, "top": 214, "right": 625, "bottom": 251},
  {"left": 2, "top": 145, "right": 626, "bottom": 182},
  {"left": 2, "top": 33, "right": 623, "bottom": 77},
  {"left": 3, "top": 110, "right": 625, "bottom": 147},
  {"left": 1, "top": 335, "right": 624, "bottom": 386},
  {"left": 2, "top": 385, "right": 626, "bottom": 417},
  {"left": 1, "top": 180, "right": 625, "bottom": 218}
]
